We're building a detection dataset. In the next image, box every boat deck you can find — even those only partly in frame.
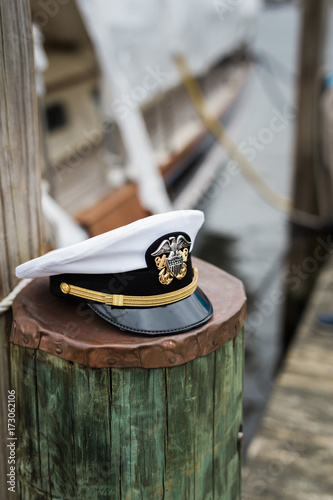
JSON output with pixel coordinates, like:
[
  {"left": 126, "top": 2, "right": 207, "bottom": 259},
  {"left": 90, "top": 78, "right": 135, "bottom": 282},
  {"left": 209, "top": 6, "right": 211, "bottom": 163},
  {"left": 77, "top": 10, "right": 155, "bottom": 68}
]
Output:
[{"left": 242, "top": 256, "right": 333, "bottom": 500}]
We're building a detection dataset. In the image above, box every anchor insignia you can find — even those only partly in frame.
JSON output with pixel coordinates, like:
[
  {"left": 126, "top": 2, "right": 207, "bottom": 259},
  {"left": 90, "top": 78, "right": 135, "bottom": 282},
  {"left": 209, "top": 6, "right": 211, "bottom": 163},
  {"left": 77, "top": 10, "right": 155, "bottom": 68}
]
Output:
[{"left": 151, "top": 235, "right": 191, "bottom": 285}]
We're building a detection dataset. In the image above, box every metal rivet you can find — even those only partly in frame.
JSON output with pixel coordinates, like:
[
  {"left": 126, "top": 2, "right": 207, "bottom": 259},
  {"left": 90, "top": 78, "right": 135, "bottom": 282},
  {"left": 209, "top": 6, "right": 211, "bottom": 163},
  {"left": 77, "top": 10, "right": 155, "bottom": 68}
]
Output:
[
  {"left": 162, "top": 340, "right": 176, "bottom": 349},
  {"left": 55, "top": 345, "right": 63, "bottom": 354},
  {"left": 22, "top": 335, "right": 29, "bottom": 345},
  {"left": 213, "top": 337, "right": 219, "bottom": 347},
  {"left": 169, "top": 355, "right": 176, "bottom": 364},
  {"left": 107, "top": 357, "right": 116, "bottom": 366},
  {"left": 237, "top": 431, "right": 244, "bottom": 442},
  {"left": 235, "top": 320, "right": 240, "bottom": 331}
]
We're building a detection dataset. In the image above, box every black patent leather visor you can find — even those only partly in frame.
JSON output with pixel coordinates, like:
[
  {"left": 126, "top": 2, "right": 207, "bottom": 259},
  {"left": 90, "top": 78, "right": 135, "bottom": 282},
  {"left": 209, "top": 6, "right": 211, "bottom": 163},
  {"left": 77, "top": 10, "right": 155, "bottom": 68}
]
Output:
[{"left": 88, "top": 286, "right": 213, "bottom": 336}]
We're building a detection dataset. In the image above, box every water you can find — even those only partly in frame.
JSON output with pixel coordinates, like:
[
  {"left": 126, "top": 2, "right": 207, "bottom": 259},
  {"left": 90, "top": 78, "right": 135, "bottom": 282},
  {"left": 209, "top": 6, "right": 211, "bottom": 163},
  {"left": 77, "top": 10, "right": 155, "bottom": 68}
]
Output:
[{"left": 194, "top": 3, "right": 301, "bottom": 449}]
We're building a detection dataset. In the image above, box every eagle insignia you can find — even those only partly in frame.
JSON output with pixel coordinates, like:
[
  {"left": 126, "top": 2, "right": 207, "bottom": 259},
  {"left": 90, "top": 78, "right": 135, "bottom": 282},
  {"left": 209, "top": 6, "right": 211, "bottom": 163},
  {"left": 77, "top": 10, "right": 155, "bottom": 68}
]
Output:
[{"left": 151, "top": 235, "right": 191, "bottom": 285}]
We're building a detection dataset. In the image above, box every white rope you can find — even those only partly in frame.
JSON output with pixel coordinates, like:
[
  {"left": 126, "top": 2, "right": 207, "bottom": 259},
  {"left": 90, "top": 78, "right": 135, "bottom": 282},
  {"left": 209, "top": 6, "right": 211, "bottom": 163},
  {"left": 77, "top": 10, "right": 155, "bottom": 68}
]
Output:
[{"left": 0, "top": 279, "right": 32, "bottom": 315}]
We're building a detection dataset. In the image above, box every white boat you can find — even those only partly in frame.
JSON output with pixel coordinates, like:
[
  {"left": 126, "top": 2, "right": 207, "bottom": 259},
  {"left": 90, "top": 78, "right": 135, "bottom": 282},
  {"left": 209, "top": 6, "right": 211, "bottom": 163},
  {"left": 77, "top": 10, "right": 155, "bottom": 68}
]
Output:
[{"left": 31, "top": 0, "right": 262, "bottom": 236}]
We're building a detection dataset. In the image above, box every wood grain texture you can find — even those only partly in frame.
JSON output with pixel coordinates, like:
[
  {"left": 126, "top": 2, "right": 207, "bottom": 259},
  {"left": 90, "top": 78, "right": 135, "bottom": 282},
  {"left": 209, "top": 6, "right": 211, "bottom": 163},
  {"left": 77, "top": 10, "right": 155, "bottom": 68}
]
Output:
[
  {"left": 0, "top": 0, "right": 43, "bottom": 298},
  {"left": 0, "top": 312, "right": 13, "bottom": 498},
  {"left": 11, "top": 330, "right": 244, "bottom": 500},
  {"left": 10, "top": 258, "right": 246, "bottom": 368},
  {"left": 0, "top": 2, "right": 43, "bottom": 499}
]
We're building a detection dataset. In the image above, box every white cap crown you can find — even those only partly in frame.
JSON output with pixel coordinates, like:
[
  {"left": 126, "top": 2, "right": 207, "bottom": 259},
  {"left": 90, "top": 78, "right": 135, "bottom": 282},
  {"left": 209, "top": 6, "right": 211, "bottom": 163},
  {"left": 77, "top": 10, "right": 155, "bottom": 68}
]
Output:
[{"left": 16, "top": 210, "right": 204, "bottom": 278}]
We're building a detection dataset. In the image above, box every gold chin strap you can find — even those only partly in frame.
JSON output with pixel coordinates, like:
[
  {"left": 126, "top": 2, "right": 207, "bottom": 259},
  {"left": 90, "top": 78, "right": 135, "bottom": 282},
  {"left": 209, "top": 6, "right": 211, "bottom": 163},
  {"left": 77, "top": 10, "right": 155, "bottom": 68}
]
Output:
[{"left": 60, "top": 268, "right": 198, "bottom": 308}]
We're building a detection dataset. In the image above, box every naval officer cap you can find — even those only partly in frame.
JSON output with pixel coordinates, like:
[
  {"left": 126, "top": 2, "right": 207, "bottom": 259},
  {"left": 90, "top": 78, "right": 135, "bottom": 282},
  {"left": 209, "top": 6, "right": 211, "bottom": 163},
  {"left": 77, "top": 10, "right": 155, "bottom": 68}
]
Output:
[{"left": 16, "top": 210, "right": 213, "bottom": 335}]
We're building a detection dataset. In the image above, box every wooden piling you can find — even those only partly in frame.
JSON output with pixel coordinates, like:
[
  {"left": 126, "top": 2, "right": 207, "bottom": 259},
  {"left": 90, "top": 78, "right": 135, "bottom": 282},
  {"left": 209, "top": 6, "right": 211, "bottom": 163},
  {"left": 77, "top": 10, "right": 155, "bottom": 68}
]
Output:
[
  {"left": 10, "top": 258, "right": 246, "bottom": 499},
  {"left": 0, "top": 1, "right": 43, "bottom": 498},
  {"left": 285, "top": 0, "right": 330, "bottom": 349}
]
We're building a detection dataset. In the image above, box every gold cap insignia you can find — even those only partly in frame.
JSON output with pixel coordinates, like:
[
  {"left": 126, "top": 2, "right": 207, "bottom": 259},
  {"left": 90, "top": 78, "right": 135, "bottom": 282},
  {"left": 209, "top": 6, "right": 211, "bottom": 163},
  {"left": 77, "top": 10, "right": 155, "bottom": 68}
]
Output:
[{"left": 151, "top": 235, "right": 191, "bottom": 285}]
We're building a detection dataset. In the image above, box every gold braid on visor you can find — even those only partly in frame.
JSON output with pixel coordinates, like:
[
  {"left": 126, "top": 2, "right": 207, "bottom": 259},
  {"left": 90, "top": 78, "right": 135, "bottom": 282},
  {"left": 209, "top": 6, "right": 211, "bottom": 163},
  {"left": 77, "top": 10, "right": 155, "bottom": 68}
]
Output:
[{"left": 60, "top": 268, "right": 198, "bottom": 308}]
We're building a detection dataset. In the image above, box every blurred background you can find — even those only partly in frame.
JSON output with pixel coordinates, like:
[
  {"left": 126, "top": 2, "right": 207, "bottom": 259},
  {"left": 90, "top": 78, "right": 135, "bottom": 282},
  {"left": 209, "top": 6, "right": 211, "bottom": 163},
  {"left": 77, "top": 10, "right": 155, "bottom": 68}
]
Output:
[{"left": 30, "top": 0, "right": 333, "bottom": 497}]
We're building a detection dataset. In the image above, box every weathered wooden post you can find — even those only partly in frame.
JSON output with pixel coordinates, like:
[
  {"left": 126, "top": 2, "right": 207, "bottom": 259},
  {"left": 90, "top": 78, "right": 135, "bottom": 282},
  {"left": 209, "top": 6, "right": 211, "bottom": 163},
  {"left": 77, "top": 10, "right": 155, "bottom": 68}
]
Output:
[
  {"left": 285, "top": 0, "right": 330, "bottom": 347},
  {"left": 10, "top": 258, "right": 246, "bottom": 499},
  {"left": 0, "top": 1, "right": 44, "bottom": 498}
]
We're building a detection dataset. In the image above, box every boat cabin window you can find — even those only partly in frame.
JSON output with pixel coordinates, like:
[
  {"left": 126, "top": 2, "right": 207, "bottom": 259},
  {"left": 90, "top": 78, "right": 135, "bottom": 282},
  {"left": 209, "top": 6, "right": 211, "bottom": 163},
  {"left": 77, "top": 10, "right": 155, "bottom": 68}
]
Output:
[{"left": 46, "top": 103, "right": 68, "bottom": 132}]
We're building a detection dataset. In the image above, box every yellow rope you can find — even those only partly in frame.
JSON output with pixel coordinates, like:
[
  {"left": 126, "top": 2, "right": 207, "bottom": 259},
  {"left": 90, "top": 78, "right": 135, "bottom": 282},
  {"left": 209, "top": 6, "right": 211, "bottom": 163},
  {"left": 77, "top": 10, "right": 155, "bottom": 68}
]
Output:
[{"left": 174, "top": 54, "right": 292, "bottom": 213}]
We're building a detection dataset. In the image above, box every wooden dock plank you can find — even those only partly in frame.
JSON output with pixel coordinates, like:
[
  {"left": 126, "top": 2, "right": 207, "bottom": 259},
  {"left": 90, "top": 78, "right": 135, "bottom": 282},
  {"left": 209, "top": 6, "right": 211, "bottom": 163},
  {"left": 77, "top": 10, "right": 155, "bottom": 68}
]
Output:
[{"left": 243, "top": 258, "right": 333, "bottom": 500}]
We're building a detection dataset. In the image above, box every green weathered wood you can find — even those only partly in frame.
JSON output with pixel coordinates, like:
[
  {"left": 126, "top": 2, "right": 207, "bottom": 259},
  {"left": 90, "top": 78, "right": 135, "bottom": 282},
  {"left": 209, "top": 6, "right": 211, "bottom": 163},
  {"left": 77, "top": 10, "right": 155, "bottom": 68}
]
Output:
[
  {"left": 109, "top": 368, "right": 166, "bottom": 499},
  {"left": 11, "top": 330, "right": 244, "bottom": 500},
  {"left": 11, "top": 347, "right": 40, "bottom": 492},
  {"left": 214, "top": 336, "right": 243, "bottom": 499}
]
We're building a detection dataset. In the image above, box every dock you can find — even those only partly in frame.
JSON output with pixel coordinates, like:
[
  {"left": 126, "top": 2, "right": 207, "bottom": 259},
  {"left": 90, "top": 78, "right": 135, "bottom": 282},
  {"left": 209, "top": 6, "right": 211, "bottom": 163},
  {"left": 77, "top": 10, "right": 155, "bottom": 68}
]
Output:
[{"left": 243, "top": 256, "right": 333, "bottom": 500}]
